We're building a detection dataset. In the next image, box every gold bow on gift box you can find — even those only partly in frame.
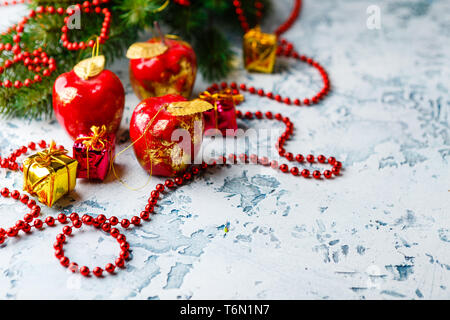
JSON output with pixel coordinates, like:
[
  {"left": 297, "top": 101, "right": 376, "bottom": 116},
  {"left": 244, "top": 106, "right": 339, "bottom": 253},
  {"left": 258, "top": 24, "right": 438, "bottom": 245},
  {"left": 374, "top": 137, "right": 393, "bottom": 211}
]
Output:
[
  {"left": 23, "top": 142, "right": 78, "bottom": 207},
  {"left": 199, "top": 89, "right": 244, "bottom": 129},
  {"left": 243, "top": 26, "right": 278, "bottom": 73}
]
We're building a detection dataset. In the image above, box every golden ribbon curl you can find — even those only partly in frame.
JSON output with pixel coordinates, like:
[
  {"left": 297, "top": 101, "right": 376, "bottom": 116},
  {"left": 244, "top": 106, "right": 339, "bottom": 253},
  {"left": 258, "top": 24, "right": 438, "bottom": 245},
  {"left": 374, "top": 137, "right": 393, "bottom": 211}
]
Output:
[
  {"left": 33, "top": 141, "right": 68, "bottom": 167},
  {"left": 75, "top": 125, "right": 108, "bottom": 152},
  {"left": 199, "top": 89, "right": 244, "bottom": 129}
]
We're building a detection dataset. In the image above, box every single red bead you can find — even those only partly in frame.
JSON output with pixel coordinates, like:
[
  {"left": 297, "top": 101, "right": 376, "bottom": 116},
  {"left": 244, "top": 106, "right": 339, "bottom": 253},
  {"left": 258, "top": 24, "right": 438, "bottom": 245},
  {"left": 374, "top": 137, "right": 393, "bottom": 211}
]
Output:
[
  {"left": 120, "top": 242, "right": 130, "bottom": 251},
  {"left": 174, "top": 177, "right": 183, "bottom": 185},
  {"left": 155, "top": 184, "right": 164, "bottom": 192},
  {"left": 22, "top": 223, "right": 31, "bottom": 233},
  {"left": 97, "top": 214, "right": 106, "bottom": 224},
  {"left": 301, "top": 169, "right": 310, "bottom": 178},
  {"left": 63, "top": 226, "right": 72, "bottom": 236},
  {"left": 68, "top": 262, "right": 78, "bottom": 273},
  {"left": 45, "top": 216, "right": 55, "bottom": 226},
  {"left": 105, "top": 263, "right": 115, "bottom": 274},
  {"left": 131, "top": 216, "right": 141, "bottom": 226},
  {"left": 279, "top": 164, "right": 289, "bottom": 172},
  {"left": 332, "top": 167, "right": 340, "bottom": 175},
  {"left": 16, "top": 220, "right": 25, "bottom": 230},
  {"left": 55, "top": 249, "right": 64, "bottom": 259},
  {"left": 56, "top": 233, "right": 66, "bottom": 243},
  {"left": 121, "top": 219, "right": 130, "bottom": 228},
  {"left": 115, "top": 258, "right": 125, "bottom": 268},
  {"left": 140, "top": 211, "right": 150, "bottom": 221},
  {"left": 34, "top": 219, "right": 43, "bottom": 229},
  {"left": 327, "top": 157, "right": 336, "bottom": 165},
  {"left": 120, "top": 250, "right": 130, "bottom": 260},
  {"left": 290, "top": 167, "right": 299, "bottom": 176},
  {"left": 24, "top": 213, "right": 33, "bottom": 223},
  {"left": 93, "top": 267, "right": 103, "bottom": 277},
  {"left": 0, "top": 188, "right": 9, "bottom": 197},
  {"left": 11, "top": 190, "right": 20, "bottom": 199},
  {"left": 69, "top": 213, "right": 79, "bottom": 221},
  {"left": 313, "top": 170, "right": 321, "bottom": 179},
  {"left": 110, "top": 228, "right": 120, "bottom": 238},
  {"left": 20, "top": 194, "right": 29, "bottom": 204},
  {"left": 57, "top": 213, "right": 67, "bottom": 223},
  {"left": 82, "top": 214, "right": 93, "bottom": 225},
  {"left": 116, "top": 234, "right": 126, "bottom": 243},
  {"left": 306, "top": 154, "right": 315, "bottom": 163},
  {"left": 80, "top": 266, "right": 90, "bottom": 276},
  {"left": 335, "top": 161, "right": 342, "bottom": 168},
  {"left": 324, "top": 170, "right": 332, "bottom": 179},
  {"left": 285, "top": 152, "right": 294, "bottom": 161},
  {"left": 73, "top": 219, "right": 82, "bottom": 228},
  {"left": 7, "top": 227, "right": 18, "bottom": 237},
  {"left": 165, "top": 179, "right": 174, "bottom": 188},
  {"left": 317, "top": 155, "right": 326, "bottom": 163},
  {"left": 101, "top": 222, "right": 111, "bottom": 232},
  {"left": 109, "top": 216, "right": 118, "bottom": 225},
  {"left": 60, "top": 256, "right": 70, "bottom": 267},
  {"left": 295, "top": 154, "right": 304, "bottom": 162}
]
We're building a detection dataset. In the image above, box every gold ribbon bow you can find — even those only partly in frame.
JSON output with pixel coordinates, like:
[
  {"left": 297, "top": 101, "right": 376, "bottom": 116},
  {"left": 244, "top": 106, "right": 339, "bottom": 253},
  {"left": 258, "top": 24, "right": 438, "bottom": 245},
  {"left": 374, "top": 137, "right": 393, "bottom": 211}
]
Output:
[
  {"left": 33, "top": 141, "right": 68, "bottom": 167},
  {"left": 75, "top": 125, "right": 109, "bottom": 179},
  {"left": 199, "top": 89, "right": 244, "bottom": 129}
]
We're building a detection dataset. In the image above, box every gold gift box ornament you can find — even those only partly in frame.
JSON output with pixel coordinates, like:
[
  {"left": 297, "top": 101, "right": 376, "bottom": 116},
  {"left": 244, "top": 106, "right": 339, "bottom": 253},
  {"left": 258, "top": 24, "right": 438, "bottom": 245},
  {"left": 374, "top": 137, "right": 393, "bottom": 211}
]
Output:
[
  {"left": 23, "top": 142, "right": 78, "bottom": 207},
  {"left": 243, "top": 26, "right": 278, "bottom": 73}
]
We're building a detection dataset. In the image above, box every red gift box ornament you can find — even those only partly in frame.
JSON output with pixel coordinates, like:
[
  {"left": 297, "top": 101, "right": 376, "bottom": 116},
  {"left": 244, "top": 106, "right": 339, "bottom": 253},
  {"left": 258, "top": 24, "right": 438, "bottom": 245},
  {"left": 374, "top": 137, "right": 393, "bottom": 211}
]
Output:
[
  {"left": 199, "top": 89, "right": 244, "bottom": 136},
  {"left": 73, "top": 125, "right": 115, "bottom": 181}
]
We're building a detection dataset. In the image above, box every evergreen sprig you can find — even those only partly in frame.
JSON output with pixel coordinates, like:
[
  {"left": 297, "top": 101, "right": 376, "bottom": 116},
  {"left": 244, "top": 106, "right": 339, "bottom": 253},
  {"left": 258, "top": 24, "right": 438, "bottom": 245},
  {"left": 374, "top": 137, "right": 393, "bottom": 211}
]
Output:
[{"left": 0, "top": 0, "right": 269, "bottom": 119}]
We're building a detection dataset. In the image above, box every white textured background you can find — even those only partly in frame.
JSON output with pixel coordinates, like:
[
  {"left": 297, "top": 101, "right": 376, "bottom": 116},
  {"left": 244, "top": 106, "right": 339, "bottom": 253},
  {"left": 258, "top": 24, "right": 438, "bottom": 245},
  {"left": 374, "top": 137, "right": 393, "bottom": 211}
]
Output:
[{"left": 0, "top": 0, "right": 449, "bottom": 299}]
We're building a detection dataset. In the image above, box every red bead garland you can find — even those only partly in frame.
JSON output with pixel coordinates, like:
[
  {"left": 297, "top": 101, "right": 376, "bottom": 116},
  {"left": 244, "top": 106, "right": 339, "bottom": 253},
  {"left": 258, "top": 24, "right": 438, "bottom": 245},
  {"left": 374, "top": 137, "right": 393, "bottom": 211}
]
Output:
[
  {"left": 61, "top": 2, "right": 112, "bottom": 50},
  {"left": 54, "top": 214, "right": 126, "bottom": 277},
  {"left": 0, "top": 188, "right": 41, "bottom": 244}
]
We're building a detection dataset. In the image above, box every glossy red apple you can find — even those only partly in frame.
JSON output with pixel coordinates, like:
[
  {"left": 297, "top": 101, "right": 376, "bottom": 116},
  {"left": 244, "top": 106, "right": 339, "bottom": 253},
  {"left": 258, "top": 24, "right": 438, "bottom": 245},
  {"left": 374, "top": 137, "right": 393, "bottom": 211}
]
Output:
[
  {"left": 130, "top": 94, "right": 205, "bottom": 177},
  {"left": 53, "top": 59, "right": 125, "bottom": 140},
  {"left": 128, "top": 38, "right": 197, "bottom": 100}
]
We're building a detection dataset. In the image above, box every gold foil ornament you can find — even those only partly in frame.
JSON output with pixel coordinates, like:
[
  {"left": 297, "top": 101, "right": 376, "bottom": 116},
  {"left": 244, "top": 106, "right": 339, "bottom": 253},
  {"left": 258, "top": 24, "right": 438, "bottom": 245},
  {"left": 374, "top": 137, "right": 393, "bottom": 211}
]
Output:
[
  {"left": 243, "top": 26, "right": 277, "bottom": 73},
  {"left": 23, "top": 143, "right": 78, "bottom": 207},
  {"left": 73, "top": 55, "right": 105, "bottom": 80},
  {"left": 126, "top": 42, "right": 168, "bottom": 59},
  {"left": 166, "top": 99, "right": 213, "bottom": 116}
]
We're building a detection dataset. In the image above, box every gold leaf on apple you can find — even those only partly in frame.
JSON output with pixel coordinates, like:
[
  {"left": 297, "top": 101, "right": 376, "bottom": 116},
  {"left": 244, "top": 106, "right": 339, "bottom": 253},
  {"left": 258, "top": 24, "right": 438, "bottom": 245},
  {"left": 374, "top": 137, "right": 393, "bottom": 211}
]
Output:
[
  {"left": 126, "top": 42, "right": 168, "bottom": 59},
  {"left": 166, "top": 100, "right": 213, "bottom": 116},
  {"left": 73, "top": 55, "right": 105, "bottom": 80}
]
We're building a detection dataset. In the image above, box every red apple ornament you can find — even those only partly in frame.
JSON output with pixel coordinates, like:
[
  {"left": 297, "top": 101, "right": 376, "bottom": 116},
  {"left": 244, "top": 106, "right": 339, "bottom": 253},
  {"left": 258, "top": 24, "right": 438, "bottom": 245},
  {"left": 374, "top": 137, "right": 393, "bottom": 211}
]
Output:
[
  {"left": 129, "top": 94, "right": 213, "bottom": 177},
  {"left": 53, "top": 55, "right": 125, "bottom": 140},
  {"left": 127, "top": 36, "right": 197, "bottom": 100}
]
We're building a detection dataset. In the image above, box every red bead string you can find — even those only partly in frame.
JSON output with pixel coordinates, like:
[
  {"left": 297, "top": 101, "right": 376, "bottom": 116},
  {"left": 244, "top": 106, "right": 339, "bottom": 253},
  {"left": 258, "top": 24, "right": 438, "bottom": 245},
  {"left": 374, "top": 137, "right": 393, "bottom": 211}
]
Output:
[
  {"left": 0, "top": 0, "right": 31, "bottom": 7},
  {"left": 233, "top": 0, "right": 302, "bottom": 36},
  {"left": 232, "top": 0, "right": 331, "bottom": 105},
  {"left": 61, "top": 3, "right": 112, "bottom": 50},
  {"left": 0, "top": 188, "right": 41, "bottom": 243}
]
